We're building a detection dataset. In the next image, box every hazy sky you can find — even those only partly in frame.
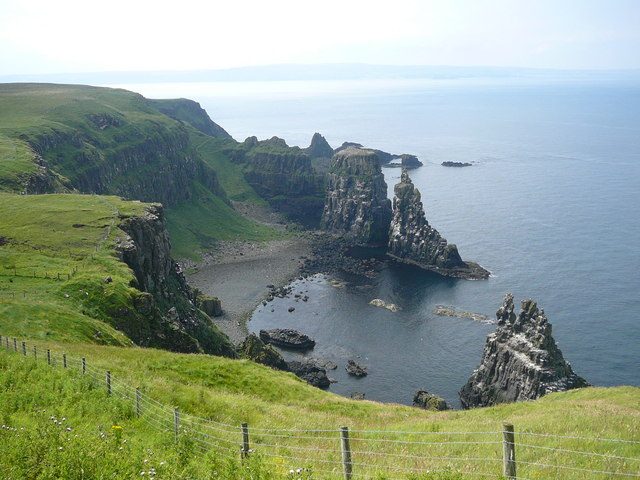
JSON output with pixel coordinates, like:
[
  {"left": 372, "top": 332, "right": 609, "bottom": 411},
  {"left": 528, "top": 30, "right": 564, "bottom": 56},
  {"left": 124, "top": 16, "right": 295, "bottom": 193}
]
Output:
[{"left": 1, "top": 0, "right": 639, "bottom": 75}]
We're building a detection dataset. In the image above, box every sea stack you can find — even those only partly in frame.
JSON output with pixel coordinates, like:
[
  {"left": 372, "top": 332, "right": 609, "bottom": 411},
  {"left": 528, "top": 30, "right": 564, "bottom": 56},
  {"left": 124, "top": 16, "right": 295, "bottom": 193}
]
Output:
[
  {"left": 388, "top": 170, "right": 489, "bottom": 279},
  {"left": 305, "top": 132, "right": 334, "bottom": 159},
  {"left": 321, "top": 147, "right": 392, "bottom": 246},
  {"left": 459, "top": 294, "right": 589, "bottom": 408}
]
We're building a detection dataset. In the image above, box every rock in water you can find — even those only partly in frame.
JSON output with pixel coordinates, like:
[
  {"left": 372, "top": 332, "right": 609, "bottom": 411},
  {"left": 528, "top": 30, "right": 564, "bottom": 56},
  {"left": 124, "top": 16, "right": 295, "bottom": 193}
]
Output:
[
  {"left": 259, "top": 328, "right": 316, "bottom": 350},
  {"left": 387, "top": 170, "right": 489, "bottom": 279},
  {"left": 240, "top": 333, "right": 288, "bottom": 371},
  {"left": 369, "top": 298, "right": 400, "bottom": 312},
  {"left": 287, "top": 360, "right": 330, "bottom": 388},
  {"left": 346, "top": 359, "right": 368, "bottom": 377},
  {"left": 412, "top": 390, "right": 450, "bottom": 411},
  {"left": 459, "top": 294, "right": 589, "bottom": 408},
  {"left": 321, "top": 147, "right": 392, "bottom": 246}
]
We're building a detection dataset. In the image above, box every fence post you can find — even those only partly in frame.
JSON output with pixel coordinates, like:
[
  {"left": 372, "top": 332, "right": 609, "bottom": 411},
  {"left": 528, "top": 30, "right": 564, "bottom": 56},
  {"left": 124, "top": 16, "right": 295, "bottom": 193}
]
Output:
[
  {"left": 106, "top": 371, "right": 111, "bottom": 395},
  {"left": 5, "top": 336, "right": 9, "bottom": 350},
  {"left": 63, "top": 353, "right": 67, "bottom": 368},
  {"left": 82, "top": 357, "right": 86, "bottom": 374},
  {"left": 33, "top": 345, "right": 37, "bottom": 359},
  {"left": 340, "top": 426, "right": 353, "bottom": 480},
  {"left": 174, "top": 408, "right": 180, "bottom": 443},
  {"left": 47, "top": 349, "right": 51, "bottom": 365},
  {"left": 503, "top": 423, "right": 517, "bottom": 480},
  {"left": 13, "top": 338, "right": 17, "bottom": 352},
  {"left": 241, "top": 423, "right": 250, "bottom": 458},
  {"left": 21, "top": 341, "right": 26, "bottom": 356},
  {"left": 135, "top": 388, "right": 141, "bottom": 417}
]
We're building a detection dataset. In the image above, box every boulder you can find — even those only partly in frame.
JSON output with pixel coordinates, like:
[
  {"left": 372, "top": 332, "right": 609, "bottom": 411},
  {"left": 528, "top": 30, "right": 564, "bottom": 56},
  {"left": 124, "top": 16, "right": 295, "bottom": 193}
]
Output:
[
  {"left": 259, "top": 328, "right": 316, "bottom": 350},
  {"left": 199, "top": 295, "right": 223, "bottom": 317},
  {"left": 459, "top": 294, "right": 589, "bottom": 408},
  {"left": 412, "top": 390, "right": 450, "bottom": 410},
  {"left": 287, "top": 360, "right": 330, "bottom": 388}
]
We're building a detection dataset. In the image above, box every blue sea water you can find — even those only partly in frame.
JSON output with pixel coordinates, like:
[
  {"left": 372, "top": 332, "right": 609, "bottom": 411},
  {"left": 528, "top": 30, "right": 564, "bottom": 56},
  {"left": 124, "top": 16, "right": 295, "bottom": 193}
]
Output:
[{"left": 115, "top": 78, "right": 640, "bottom": 406}]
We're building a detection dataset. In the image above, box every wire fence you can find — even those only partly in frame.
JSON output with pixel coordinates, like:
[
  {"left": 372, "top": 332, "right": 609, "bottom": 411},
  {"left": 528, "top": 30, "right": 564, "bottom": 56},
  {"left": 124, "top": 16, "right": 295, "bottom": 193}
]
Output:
[{"left": 1, "top": 334, "right": 639, "bottom": 479}]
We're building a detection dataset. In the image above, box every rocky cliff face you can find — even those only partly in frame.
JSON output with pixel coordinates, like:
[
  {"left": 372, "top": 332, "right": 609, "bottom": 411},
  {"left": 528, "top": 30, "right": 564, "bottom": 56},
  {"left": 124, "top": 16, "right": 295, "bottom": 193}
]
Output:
[
  {"left": 116, "top": 204, "right": 235, "bottom": 357},
  {"left": 388, "top": 170, "right": 489, "bottom": 279},
  {"left": 240, "top": 141, "right": 326, "bottom": 226},
  {"left": 28, "top": 125, "right": 224, "bottom": 208},
  {"left": 321, "top": 147, "right": 392, "bottom": 246},
  {"left": 459, "top": 294, "right": 588, "bottom": 408}
]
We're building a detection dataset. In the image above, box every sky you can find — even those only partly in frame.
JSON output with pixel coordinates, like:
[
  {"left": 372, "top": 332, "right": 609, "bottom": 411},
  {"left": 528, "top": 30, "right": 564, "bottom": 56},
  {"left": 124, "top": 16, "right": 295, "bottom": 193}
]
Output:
[{"left": 1, "top": 0, "right": 639, "bottom": 75}]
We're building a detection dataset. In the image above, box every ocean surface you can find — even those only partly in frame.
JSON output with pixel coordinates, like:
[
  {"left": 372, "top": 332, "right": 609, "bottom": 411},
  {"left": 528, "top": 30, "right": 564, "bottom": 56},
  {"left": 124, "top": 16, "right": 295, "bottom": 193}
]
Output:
[{"left": 113, "top": 77, "right": 640, "bottom": 407}]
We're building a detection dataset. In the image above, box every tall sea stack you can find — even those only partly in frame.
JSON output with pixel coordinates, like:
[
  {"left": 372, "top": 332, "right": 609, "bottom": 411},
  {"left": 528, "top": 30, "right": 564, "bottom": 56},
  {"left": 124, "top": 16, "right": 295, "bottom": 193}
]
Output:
[
  {"left": 388, "top": 170, "right": 489, "bottom": 279},
  {"left": 459, "top": 294, "right": 588, "bottom": 408},
  {"left": 321, "top": 147, "right": 392, "bottom": 246}
]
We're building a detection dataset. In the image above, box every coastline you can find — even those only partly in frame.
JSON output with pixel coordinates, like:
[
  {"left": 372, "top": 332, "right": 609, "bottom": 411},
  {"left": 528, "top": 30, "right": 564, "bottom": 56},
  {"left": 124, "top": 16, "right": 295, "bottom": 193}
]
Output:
[{"left": 185, "top": 237, "right": 312, "bottom": 344}]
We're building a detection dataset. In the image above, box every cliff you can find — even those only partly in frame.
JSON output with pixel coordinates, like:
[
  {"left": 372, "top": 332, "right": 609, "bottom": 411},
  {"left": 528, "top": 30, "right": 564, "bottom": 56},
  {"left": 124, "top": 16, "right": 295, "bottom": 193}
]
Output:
[
  {"left": 116, "top": 204, "right": 236, "bottom": 357},
  {"left": 321, "top": 147, "right": 392, "bottom": 246},
  {"left": 149, "top": 98, "right": 231, "bottom": 139},
  {"left": 459, "top": 294, "right": 588, "bottom": 408},
  {"left": 388, "top": 170, "right": 489, "bottom": 279}
]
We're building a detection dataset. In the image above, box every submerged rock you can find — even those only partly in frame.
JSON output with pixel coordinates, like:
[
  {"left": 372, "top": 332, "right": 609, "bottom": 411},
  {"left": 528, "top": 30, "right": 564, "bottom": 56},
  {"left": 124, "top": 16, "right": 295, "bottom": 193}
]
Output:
[
  {"left": 321, "top": 147, "right": 392, "bottom": 247},
  {"left": 412, "top": 390, "right": 450, "bottom": 411},
  {"left": 240, "top": 333, "right": 288, "bottom": 370},
  {"left": 442, "top": 161, "right": 472, "bottom": 167},
  {"left": 346, "top": 359, "right": 368, "bottom": 377},
  {"left": 369, "top": 298, "right": 400, "bottom": 312},
  {"left": 459, "top": 294, "right": 589, "bottom": 408},
  {"left": 387, "top": 170, "right": 489, "bottom": 280},
  {"left": 259, "top": 328, "right": 316, "bottom": 350},
  {"left": 287, "top": 360, "right": 330, "bottom": 388}
]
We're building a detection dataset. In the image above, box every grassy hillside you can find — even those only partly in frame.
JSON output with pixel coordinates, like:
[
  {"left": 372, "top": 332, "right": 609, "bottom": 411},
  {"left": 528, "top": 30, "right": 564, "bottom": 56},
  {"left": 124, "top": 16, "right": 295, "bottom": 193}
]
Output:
[
  {"left": 0, "top": 83, "right": 283, "bottom": 259},
  {"left": 0, "top": 340, "right": 638, "bottom": 479}
]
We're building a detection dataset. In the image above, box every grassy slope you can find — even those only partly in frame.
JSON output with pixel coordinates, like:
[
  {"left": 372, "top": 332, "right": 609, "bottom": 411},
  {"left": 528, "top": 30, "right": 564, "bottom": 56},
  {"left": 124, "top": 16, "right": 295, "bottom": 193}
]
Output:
[
  {"left": 0, "top": 83, "right": 282, "bottom": 259},
  {"left": 0, "top": 342, "right": 638, "bottom": 479}
]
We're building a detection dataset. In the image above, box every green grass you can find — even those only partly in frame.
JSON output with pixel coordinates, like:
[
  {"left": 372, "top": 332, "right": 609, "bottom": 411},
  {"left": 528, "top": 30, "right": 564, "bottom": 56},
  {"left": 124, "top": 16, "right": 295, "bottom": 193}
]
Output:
[
  {"left": 0, "top": 135, "right": 38, "bottom": 192},
  {"left": 0, "top": 341, "right": 638, "bottom": 479},
  {"left": 166, "top": 182, "right": 284, "bottom": 260}
]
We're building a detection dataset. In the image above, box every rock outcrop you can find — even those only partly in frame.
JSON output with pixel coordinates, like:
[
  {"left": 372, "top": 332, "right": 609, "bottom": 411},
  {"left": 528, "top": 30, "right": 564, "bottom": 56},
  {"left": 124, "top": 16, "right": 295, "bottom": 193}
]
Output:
[
  {"left": 459, "top": 294, "right": 589, "bottom": 408},
  {"left": 321, "top": 147, "right": 392, "bottom": 246},
  {"left": 259, "top": 328, "right": 316, "bottom": 350},
  {"left": 240, "top": 333, "right": 288, "bottom": 370},
  {"left": 412, "top": 390, "right": 450, "bottom": 410},
  {"left": 149, "top": 98, "right": 231, "bottom": 138},
  {"left": 305, "top": 133, "right": 334, "bottom": 159},
  {"left": 388, "top": 170, "right": 489, "bottom": 279},
  {"left": 287, "top": 360, "right": 331, "bottom": 388},
  {"left": 335, "top": 142, "right": 422, "bottom": 168},
  {"left": 116, "top": 204, "right": 235, "bottom": 357},
  {"left": 442, "top": 161, "right": 472, "bottom": 167},
  {"left": 346, "top": 359, "right": 368, "bottom": 377}
]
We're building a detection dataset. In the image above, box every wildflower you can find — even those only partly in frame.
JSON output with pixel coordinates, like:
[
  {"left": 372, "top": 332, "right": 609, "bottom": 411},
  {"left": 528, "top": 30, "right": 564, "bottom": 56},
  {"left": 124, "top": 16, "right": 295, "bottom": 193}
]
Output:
[
  {"left": 66, "top": 427, "right": 72, "bottom": 431},
  {"left": 289, "top": 470, "right": 294, "bottom": 475},
  {"left": 140, "top": 472, "right": 145, "bottom": 476},
  {"left": 58, "top": 447, "right": 63, "bottom": 451},
  {"left": 111, "top": 425, "right": 123, "bottom": 431}
]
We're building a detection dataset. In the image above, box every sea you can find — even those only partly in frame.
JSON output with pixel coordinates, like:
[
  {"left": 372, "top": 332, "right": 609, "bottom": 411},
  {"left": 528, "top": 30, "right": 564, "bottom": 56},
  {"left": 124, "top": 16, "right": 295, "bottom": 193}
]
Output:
[{"left": 112, "top": 76, "right": 640, "bottom": 407}]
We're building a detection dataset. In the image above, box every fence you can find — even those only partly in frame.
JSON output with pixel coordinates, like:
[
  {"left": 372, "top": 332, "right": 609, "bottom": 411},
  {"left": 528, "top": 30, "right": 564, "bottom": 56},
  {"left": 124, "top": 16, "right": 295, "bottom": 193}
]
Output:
[{"left": 1, "top": 334, "right": 639, "bottom": 479}]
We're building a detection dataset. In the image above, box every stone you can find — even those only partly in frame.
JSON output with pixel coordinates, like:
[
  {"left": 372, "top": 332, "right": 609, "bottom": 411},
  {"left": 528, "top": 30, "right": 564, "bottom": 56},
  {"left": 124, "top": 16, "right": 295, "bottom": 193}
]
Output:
[
  {"left": 459, "top": 294, "right": 589, "bottom": 408},
  {"left": 346, "top": 359, "right": 368, "bottom": 377},
  {"left": 387, "top": 170, "right": 489, "bottom": 280},
  {"left": 240, "top": 333, "right": 288, "bottom": 370},
  {"left": 321, "top": 147, "right": 392, "bottom": 246},
  {"left": 287, "top": 360, "right": 330, "bottom": 388},
  {"left": 369, "top": 298, "right": 400, "bottom": 312},
  {"left": 199, "top": 295, "right": 223, "bottom": 317},
  {"left": 442, "top": 161, "right": 472, "bottom": 167},
  {"left": 259, "top": 328, "right": 316, "bottom": 350},
  {"left": 412, "top": 390, "right": 450, "bottom": 410},
  {"left": 351, "top": 392, "right": 366, "bottom": 400}
]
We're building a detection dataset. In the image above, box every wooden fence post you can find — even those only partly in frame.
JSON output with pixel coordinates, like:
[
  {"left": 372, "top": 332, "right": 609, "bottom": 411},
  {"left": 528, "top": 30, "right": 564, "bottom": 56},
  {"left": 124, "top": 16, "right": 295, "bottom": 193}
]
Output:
[
  {"left": 503, "top": 423, "right": 517, "bottom": 480},
  {"left": 5, "top": 336, "right": 8, "bottom": 350},
  {"left": 174, "top": 408, "right": 180, "bottom": 443},
  {"left": 340, "top": 426, "right": 353, "bottom": 480},
  {"left": 106, "top": 371, "right": 111, "bottom": 395},
  {"left": 63, "top": 353, "right": 67, "bottom": 368},
  {"left": 241, "top": 423, "right": 250, "bottom": 458},
  {"left": 33, "top": 345, "right": 37, "bottom": 359},
  {"left": 13, "top": 338, "right": 17, "bottom": 352},
  {"left": 82, "top": 357, "right": 86, "bottom": 374},
  {"left": 21, "top": 341, "right": 26, "bottom": 356},
  {"left": 47, "top": 349, "right": 51, "bottom": 365},
  {"left": 135, "top": 388, "right": 141, "bottom": 417}
]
